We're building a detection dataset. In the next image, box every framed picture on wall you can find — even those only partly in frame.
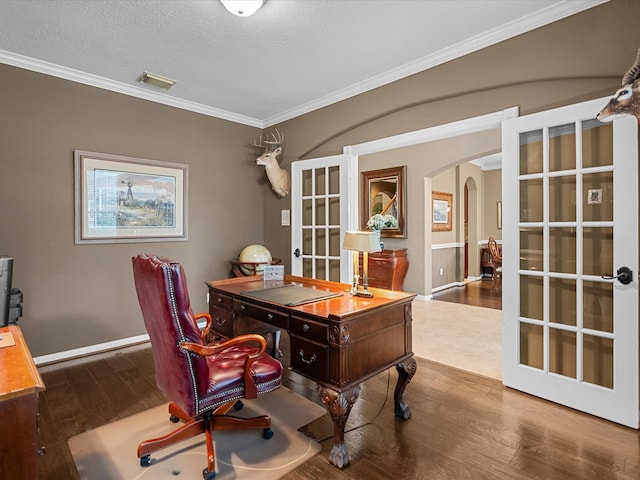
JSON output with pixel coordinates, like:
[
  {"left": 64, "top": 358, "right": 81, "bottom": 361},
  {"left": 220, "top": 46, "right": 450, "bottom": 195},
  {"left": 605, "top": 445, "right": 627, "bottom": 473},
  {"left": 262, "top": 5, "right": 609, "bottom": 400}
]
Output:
[
  {"left": 74, "top": 150, "right": 188, "bottom": 244},
  {"left": 432, "top": 191, "right": 452, "bottom": 232}
]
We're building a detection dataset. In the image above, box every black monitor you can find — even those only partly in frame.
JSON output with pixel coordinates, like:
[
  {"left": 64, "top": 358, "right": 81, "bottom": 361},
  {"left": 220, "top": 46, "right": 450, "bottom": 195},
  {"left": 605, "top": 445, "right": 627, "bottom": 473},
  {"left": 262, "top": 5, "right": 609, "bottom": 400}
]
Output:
[{"left": 0, "top": 256, "right": 13, "bottom": 327}]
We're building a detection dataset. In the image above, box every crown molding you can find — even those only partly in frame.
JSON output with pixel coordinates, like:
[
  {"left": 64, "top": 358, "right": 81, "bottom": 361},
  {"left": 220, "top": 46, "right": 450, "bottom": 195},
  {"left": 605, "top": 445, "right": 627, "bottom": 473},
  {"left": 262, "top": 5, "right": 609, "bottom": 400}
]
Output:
[
  {"left": 0, "top": 0, "right": 607, "bottom": 129},
  {"left": 263, "top": 0, "right": 608, "bottom": 126},
  {"left": 0, "top": 49, "right": 264, "bottom": 128}
]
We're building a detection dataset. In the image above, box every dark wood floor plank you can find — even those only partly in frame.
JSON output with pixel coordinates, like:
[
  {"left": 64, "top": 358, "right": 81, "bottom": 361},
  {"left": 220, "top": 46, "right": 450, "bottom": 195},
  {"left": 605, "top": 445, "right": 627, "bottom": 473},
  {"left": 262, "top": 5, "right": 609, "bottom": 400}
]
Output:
[{"left": 36, "top": 341, "right": 640, "bottom": 480}]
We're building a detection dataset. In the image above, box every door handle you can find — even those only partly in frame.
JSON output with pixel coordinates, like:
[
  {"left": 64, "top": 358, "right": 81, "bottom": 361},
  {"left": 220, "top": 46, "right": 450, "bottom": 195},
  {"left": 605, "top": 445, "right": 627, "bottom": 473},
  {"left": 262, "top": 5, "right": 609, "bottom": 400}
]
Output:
[
  {"left": 602, "top": 266, "right": 633, "bottom": 285},
  {"left": 293, "top": 248, "right": 311, "bottom": 258}
]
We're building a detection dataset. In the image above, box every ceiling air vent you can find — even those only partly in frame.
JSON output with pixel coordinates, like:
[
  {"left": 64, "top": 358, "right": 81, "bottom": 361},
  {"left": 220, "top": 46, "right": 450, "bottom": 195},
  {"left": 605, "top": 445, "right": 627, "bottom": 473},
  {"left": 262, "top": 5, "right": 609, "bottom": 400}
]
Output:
[{"left": 136, "top": 71, "right": 176, "bottom": 91}]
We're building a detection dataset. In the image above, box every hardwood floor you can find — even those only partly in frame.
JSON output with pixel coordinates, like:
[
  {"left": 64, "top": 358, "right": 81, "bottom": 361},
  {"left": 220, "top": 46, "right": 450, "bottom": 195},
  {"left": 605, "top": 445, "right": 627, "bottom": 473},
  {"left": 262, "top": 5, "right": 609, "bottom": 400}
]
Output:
[
  {"left": 432, "top": 278, "right": 502, "bottom": 310},
  {"left": 37, "top": 334, "right": 639, "bottom": 480}
]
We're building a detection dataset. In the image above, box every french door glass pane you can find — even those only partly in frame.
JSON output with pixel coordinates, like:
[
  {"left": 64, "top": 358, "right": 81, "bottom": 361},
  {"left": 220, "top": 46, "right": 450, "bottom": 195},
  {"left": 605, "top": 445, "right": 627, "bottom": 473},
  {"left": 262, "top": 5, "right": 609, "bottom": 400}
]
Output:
[
  {"left": 519, "top": 130, "right": 543, "bottom": 174},
  {"left": 583, "top": 281, "right": 613, "bottom": 333},
  {"left": 549, "top": 278, "right": 576, "bottom": 326},
  {"left": 303, "top": 199, "right": 312, "bottom": 226},
  {"left": 302, "top": 169, "right": 312, "bottom": 196},
  {"left": 329, "top": 228, "right": 340, "bottom": 256},
  {"left": 583, "top": 227, "right": 612, "bottom": 276},
  {"left": 329, "top": 166, "right": 340, "bottom": 194},
  {"left": 582, "top": 120, "right": 613, "bottom": 168},
  {"left": 315, "top": 168, "right": 326, "bottom": 195},
  {"left": 520, "top": 276, "right": 543, "bottom": 320},
  {"left": 583, "top": 335, "right": 613, "bottom": 388},
  {"left": 520, "top": 323, "right": 543, "bottom": 369},
  {"left": 549, "top": 123, "right": 576, "bottom": 172},
  {"left": 520, "top": 228, "right": 543, "bottom": 271},
  {"left": 315, "top": 199, "right": 326, "bottom": 225},
  {"left": 549, "top": 328, "right": 576, "bottom": 378},
  {"left": 583, "top": 172, "right": 613, "bottom": 222},
  {"left": 316, "top": 229, "right": 326, "bottom": 256},
  {"left": 520, "top": 178, "right": 543, "bottom": 222},
  {"left": 549, "top": 227, "right": 576, "bottom": 274},
  {"left": 549, "top": 176, "right": 576, "bottom": 222},
  {"left": 329, "top": 260, "right": 340, "bottom": 282}
]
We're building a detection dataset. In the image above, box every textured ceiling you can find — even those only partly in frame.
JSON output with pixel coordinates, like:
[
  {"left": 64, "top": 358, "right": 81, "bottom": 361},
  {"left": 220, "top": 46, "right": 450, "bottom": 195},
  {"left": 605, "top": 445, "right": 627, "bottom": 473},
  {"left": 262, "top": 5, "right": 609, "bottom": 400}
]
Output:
[{"left": 0, "top": 0, "right": 605, "bottom": 127}]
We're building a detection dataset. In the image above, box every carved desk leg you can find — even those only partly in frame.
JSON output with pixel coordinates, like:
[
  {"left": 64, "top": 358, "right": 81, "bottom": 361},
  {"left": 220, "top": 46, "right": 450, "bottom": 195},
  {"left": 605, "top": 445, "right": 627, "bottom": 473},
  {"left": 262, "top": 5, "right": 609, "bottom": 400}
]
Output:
[
  {"left": 317, "top": 383, "right": 361, "bottom": 468},
  {"left": 394, "top": 356, "right": 416, "bottom": 420}
]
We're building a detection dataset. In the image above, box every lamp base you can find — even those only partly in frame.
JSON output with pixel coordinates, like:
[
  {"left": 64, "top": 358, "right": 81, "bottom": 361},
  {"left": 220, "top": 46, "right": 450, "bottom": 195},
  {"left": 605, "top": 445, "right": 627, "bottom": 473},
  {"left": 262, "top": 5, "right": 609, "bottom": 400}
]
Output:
[{"left": 354, "top": 289, "right": 374, "bottom": 298}]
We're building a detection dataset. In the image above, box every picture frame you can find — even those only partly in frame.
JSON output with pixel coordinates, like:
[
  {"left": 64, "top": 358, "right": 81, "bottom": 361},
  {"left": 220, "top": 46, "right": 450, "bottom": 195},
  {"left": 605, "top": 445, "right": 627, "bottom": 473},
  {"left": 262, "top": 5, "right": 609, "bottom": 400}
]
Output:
[
  {"left": 74, "top": 150, "right": 188, "bottom": 244},
  {"left": 497, "top": 201, "right": 503, "bottom": 229},
  {"left": 361, "top": 165, "right": 406, "bottom": 238},
  {"left": 432, "top": 191, "right": 452, "bottom": 232}
]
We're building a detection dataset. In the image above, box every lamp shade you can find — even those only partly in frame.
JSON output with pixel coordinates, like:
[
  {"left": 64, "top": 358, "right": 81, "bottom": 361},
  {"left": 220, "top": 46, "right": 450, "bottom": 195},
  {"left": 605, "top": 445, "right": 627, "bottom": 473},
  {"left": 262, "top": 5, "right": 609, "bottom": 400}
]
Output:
[
  {"left": 342, "top": 231, "right": 382, "bottom": 253},
  {"left": 220, "top": 0, "right": 264, "bottom": 17}
]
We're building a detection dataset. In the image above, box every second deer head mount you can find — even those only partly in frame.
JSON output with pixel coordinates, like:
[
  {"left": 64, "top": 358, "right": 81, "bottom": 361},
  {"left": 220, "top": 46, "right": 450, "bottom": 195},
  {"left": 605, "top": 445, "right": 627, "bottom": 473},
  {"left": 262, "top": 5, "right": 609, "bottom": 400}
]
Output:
[
  {"left": 252, "top": 129, "right": 289, "bottom": 197},
  {"left": 597, "top": 48, "right": 640, "bottom": 124}
]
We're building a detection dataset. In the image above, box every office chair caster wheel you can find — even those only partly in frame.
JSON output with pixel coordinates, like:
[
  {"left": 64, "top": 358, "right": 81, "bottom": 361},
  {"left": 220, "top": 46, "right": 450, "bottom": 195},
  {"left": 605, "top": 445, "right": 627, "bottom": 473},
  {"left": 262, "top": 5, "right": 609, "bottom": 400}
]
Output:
[
  {"left": 233, "top": 400, "right": 244, "bottom": 411},
  {"left": 202, "top": 467, "right": 216, "bottom": 479},
  {"left": 169, "top": 414, "right": 180, "bottom": 423},
  {"left": 140, "top": 455, "right": 151, "bottom": 467},
  {"left": 263, "top": 428, "right": 274, "bottom": 439}
]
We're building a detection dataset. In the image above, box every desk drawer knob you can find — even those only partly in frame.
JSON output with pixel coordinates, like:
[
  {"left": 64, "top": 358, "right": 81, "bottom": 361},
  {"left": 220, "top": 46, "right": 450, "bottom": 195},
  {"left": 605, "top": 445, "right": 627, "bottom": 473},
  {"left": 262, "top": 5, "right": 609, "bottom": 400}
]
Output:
[
  {"left": 298, "top": 350, "right": 317, "bottom": 364},
  {"left": 240, "top": 304, "right": 247, "bottom": 311},
  {"left": 267, "top": 313, "right": 274, "bottom": 321},
  {"left": 217, "top": 297, "right": 223, "bottom": 304},
  {"left": 302, "top": 323, "right": 310, "bottom": 333}
]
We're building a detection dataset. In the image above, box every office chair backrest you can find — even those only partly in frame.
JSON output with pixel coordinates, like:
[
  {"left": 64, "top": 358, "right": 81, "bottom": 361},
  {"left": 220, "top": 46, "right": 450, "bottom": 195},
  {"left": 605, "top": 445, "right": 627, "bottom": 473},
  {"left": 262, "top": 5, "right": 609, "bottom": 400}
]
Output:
[{"left": 132, "top": 253, "right": 208, "bottom": 415}]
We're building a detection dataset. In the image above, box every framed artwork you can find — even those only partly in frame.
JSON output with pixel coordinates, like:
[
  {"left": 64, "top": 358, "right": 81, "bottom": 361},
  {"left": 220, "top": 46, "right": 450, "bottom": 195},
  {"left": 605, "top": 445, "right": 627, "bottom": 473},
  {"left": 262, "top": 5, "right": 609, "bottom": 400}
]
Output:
[
  {"left": 432, "top": 191, "right": 452, "bottom": 232},
  {"left": 74, "top": 150, "right": 188, "bottom": 244},
  {"left": 497, "top": 201, "right": 503, "bottom": 229},
  {"left": 361, "top": 165, "right": 406, "bottom": 238}
]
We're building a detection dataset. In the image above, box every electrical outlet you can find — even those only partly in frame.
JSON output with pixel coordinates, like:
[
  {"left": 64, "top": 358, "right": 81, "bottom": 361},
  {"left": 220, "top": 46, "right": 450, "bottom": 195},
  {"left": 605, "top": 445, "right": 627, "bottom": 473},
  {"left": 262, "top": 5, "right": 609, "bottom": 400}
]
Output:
[{"left": 439, "top": 268, "right": 444, "bottom": 276}]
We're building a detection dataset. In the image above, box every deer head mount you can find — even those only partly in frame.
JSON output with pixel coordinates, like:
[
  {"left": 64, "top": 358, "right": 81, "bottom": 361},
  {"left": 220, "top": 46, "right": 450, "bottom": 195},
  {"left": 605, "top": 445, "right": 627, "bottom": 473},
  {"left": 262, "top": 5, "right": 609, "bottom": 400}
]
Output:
[
  {"left": 252, "top": 129, "right": 289, "bottom": 197},
  {"left": 597, "top": 48, "right": 640, "bottom": 123}
]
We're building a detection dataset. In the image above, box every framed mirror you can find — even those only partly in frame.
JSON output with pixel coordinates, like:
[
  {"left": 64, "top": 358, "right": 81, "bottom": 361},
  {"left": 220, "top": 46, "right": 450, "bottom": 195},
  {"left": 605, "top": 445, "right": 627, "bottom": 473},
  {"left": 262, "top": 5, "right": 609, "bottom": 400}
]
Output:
[{"left": 361, "top": 165, "right": 406, "bottom": 238}]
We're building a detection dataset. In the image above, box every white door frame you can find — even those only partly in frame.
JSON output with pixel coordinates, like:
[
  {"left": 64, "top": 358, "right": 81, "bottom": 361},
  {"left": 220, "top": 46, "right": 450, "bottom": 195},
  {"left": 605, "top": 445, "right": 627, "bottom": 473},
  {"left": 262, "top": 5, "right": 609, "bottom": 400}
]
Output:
[{"left": 343, "top": 107, "right": 519, "bottom": 297}]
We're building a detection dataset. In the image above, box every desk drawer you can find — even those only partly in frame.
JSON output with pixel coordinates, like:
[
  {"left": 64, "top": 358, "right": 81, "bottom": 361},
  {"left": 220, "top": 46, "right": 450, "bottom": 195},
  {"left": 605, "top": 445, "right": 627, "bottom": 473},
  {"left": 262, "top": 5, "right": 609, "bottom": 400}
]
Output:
[
  {"left": 290, "top": 316, "right": 328, "bottom": 342},
  {"left": 209, "top": 306, "right": 234, "bottom": 337},
  {"left": 233, "top": 299, "right": 289, "bottom": 329},
  {"left": 210, "top": 291, "right": 233, "bottom": 310},
  {"left": 290, "top": 335, "right": 328, "bottom": 381}
]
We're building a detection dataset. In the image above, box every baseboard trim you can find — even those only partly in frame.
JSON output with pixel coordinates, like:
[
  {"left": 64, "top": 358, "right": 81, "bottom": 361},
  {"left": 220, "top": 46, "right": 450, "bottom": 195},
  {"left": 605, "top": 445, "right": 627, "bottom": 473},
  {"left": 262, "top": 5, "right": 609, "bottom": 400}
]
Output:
[
  {"left": 33, "top": 334, "right": 151, "bottom": 366},
  {"left": 431, "top": 281, "right": 465, "bottom": 293},
  {"left": 34, "top": 319, "right": 209, "bottom": 366}
]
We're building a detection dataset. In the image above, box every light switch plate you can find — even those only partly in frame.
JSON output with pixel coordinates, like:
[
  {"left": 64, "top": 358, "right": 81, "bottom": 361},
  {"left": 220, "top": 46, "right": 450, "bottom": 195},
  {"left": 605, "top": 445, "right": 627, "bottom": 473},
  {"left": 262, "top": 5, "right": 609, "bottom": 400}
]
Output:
[{"left": 281, "top": 209, "right": 290, "bottom": 226}]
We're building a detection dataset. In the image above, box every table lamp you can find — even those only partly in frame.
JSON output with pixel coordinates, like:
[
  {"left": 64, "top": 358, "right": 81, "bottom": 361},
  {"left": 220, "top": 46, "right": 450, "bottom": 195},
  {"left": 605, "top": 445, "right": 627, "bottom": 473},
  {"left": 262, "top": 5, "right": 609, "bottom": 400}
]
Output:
[{"left": 343, "top": 231, "right": 382, "bottom": 298}]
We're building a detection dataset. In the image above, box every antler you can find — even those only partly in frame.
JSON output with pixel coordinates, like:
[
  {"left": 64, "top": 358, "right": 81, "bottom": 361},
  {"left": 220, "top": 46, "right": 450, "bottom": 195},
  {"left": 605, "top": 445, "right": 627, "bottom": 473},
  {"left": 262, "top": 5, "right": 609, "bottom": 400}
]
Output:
[
  {"left": 251, "top": 129, "right": 284, "bottom": 151},
  {"left": 622, "top": 48, "right": 640, "bottom": 85}
]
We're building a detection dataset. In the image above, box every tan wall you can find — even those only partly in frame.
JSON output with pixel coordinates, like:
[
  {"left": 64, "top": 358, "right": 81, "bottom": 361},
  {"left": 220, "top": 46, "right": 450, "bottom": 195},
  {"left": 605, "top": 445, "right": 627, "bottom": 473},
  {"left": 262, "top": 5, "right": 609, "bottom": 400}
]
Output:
[
  {"left": 2, "top": 0, "right": 640, "bottom": 356},
  {"left": 0, "top": 65, "right": 264, "bottom": 356},
  {"left": 267, "top": 0, "right": 640, "bottom": 296}
]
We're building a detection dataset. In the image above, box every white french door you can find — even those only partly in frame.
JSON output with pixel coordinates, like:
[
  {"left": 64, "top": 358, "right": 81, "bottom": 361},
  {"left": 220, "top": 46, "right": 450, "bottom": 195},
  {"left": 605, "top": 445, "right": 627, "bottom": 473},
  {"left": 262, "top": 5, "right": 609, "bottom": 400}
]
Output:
[
  {"left": 502, "top": 97, "right": 639, "bottom": 428},
  {"left": 290, "top": 154, "right": 354, "bottom": 282}
]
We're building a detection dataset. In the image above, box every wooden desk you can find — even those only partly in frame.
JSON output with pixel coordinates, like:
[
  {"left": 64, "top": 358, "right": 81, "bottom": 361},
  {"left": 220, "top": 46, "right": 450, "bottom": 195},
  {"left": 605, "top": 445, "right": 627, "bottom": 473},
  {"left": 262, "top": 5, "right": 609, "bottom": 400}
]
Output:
[
  {"left": 0, "top": 325, "right": 46, "bottom": 478},
  {"left": 206, "top": 275, "right": 416, "bottom": 468}
]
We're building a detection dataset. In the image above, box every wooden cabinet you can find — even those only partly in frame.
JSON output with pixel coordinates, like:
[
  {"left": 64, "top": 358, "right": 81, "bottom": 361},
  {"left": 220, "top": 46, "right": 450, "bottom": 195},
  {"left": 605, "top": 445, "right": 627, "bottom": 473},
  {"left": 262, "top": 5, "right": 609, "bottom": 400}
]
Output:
[
  {"left": 360, "top": 249, "right": 409, "bottom": 291},
  {"left": 0, "top": 325, "right": 45, "bottom": 478}
]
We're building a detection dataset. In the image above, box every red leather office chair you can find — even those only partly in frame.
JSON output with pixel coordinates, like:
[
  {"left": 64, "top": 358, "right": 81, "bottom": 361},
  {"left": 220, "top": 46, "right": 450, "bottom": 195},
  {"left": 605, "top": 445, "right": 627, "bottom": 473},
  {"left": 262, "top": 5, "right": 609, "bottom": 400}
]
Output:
[{"left": 132, "top": 254, "right": 283, "bottom": 480}]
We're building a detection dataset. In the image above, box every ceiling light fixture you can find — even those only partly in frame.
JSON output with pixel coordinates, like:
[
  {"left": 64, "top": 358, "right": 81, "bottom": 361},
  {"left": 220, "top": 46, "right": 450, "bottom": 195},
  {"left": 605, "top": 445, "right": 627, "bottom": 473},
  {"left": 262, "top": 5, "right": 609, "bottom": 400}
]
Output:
[
  {"left": 220, "top": 0, "right": 264, "bottom": 17},
  {"left": 136, "top": 71, "right": 176, "bottom": 91}
]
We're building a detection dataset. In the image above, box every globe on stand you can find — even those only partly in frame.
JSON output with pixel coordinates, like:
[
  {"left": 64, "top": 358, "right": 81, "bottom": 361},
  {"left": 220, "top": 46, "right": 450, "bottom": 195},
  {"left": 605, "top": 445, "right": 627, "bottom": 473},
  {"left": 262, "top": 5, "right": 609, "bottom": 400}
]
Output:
[{"left": 238, "top": 244, "right": 272, "bottom": 275}]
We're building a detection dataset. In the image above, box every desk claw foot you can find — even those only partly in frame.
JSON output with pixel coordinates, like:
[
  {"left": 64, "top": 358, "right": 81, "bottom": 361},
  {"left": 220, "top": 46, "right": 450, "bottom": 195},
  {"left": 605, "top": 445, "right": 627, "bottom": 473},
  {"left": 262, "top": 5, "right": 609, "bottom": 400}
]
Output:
[
  {"left": 394, "top": 357, "right": 416, "bottom": 421},
  {"left": 329, "top": 443, "right": 350, "bottom": 468},
  {"left": 318, "top": 384, "right": 361, "bottom": 469}
]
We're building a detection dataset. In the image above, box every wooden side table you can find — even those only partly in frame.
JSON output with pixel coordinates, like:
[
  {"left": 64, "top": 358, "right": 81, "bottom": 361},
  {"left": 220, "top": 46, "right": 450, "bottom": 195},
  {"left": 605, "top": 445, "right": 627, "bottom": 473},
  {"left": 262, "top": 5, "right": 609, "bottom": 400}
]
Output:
[{"left": 360, "top": 249, "right": 409, "bottom": 291}]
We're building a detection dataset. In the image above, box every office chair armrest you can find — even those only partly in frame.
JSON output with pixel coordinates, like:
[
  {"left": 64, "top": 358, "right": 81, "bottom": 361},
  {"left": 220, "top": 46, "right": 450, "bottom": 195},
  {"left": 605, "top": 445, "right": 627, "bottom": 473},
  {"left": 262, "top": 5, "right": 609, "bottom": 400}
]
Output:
[
  {"left": 193, "top": 312, "right": 213, "bottom": 342},
  {"left": 180, "top": 333, "right": 267, "bottom": 357},
  {"left": 180, "top": 334, "right": 268, "bottom": 399}
]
